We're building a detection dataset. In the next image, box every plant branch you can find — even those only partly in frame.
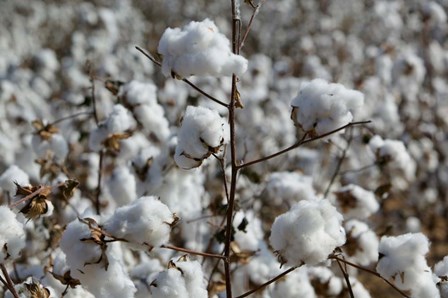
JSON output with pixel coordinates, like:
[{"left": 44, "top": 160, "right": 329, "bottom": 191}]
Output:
[
  {"left": 235, "top": 266, "right": 298, "bottom": 298},
  {"left": 95, "top": 150, "right": 104, "bottom": 215},
  {"left": 335, "top": 258, "right": 354, "bottom": 298},
  {"left": 89, "top": 70, "right": 99, "bottom": 126},
  {"left": 1, "top": 264, "right": 19, "bottom": 298},
  {"left": 161, "top": 244, "right": 227, "bottom": 260},
  {"left": 135, "top": 46, "right": 228, "bottom": 108},
  {"left": 50, "top": 111, "right": 93, "bottom": 126},
  {"left": 238, "top": 120, "right": 371, "bottom": 169},
  {"left": 212, "top": 153, "right": 230, "bottom": 203},
  {"left": 329, "top": 255, "right": 410, "bottom": 298},
  {"left": 239, "top": 1, "right": 264, "bottom": 51},
  {"left": 323, "top": 127, "right": 354, "bottom": 197}
]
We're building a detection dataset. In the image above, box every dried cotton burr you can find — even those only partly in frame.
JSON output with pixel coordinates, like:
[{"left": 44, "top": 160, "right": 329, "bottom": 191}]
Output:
[
  {"left": 291, "top": 78, "right": 364, "bottom": 136},
  {"left": 157, "top": 18, "right": 248, "bottom": 78},
  {"left": 269, "top": 198, "right": 346, "bottom": 266},
  {"left": 174, "top": 105, "right": 229, "bottom": 169}
]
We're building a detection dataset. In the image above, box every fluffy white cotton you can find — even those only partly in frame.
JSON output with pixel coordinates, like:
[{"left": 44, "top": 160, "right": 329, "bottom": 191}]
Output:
[
  {"left": 435, "top": 256, "right": 448, "bottom": 298},
  {"left": 269, "top": 199, "right": 346, "bottom": 266},
  {"left": 0, "top": 206, "right": 26, "bottom": 262},
  {"left": 376, "top": 233, "right": 439, "bottom": 297},
  {"left": 343, "top": 219, "right": 379, "bottom": 266},
  {"left": 0, "top": 165, "right": 29, "bottom": 195},
  {"left": 151, "top": 258, "right": 207, "bottom": 298},
  {"left": 119, "top": 80, "right": 170, "bottom": 141},
  {"left": 106, "top": 164, "right": 137, "bottom": 207},
  {"left": 333, "top": 184, "right": 379, "bottom": 219},
  {"left": 158, "top": 18, "right": 248, "bottom": 78},
  {"left": 369, "top": 135, "right": 416, "bottom": 186},
  {"left": 291, "top": 78, "right": 364, "bottom": 135},
  {"left": 60, "top": 219, "right": 136, "bottom": 298},
  {"left": 175, "top": 105, "right": 229, "bottom": 169},
  {"left": 103, "top": 196, "right": 176, "bottom": 250},
  {"left": 88, "top": 104, "right": 136, "bottom": 151},
  {"left": 270, "top": 267, "right": 316, "bottom": 298},
  {"left": 263, "top": 171, "right": 316, "bottom": 206},
  {"left": 31, "top": 133, "right": 69, "bottom": 162}
]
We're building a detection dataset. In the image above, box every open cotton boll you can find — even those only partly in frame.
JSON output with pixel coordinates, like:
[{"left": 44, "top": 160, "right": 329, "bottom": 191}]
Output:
[
  {"left": 435, "top": 256, "right": 448, "bottom": 298},
  {"left": 0, "top": 206, "right": 26, "bottom": 262},
  {"left": 106, "top": 164, "right": 137, "bottom": 207},
  {"left": 158, "top": 18, "right": 248, "bottom": 78},
  {"left": 151, "top": 258, "right": 207, "bottom": 298},
  {"left": 291, "top": 78, "right": 364, "bottom": 136},
  {"left": 174, "top": 105, "right": 229, "bottom": 169},
  {"left": 269, "top": 199, "right": 346, "bottom": 266},
  {"left": 103, "top": 196, "right": 176, "bottom": 250},
  {"left": 343, "top": 219, "right": 379, "bottom": 266},
  {"left": 377, "top": 233, "right": 439, "bottom": 297},
  {"left": 269, "top": 266, "right": 316, "bottom": 298},
  {"left": 0, "top": 165, "right": 29, "bottom": 195},
  {"left": 263, "top": 171, "right": 316, "bottom": 206},
  {"left": 333, "top": 184, "right": 379, "bottom": 219},
  {"left": 31, "top": 133, "right": 69, "bottom": 162}
]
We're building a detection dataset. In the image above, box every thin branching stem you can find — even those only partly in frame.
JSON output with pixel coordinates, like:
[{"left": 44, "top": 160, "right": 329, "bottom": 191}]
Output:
[
  {"left": 239, "top": 1, "right": 264, "bottom": 51},
  {"left": 323, "top": 127, "right": 354, "bottom": 197},
  {"left": 212, "top": 153, "right": 230, "bottom": 203},
  {"left": 329, "top": 255, "right": 411, "bottom": 298},
  {"left": 336, "top": 258, "right": 354, "bottom": 298},
  {"left": 1, "top": 264, "right": 19, "bottom": 298},
  {"left": 95, "top": 150, "right": 104, "bottom": 215},
  {"left": 50, "top": 111, "right": 93, "bottom": 126},
  {"left": 235, "top": 266, "right": 298, "bottom": 298},
  {"left": 135, "top": 46, "right": 229, "bottom": 108},
  {"left": 161, "top": 244, "right": 227, "bottom": 260},
  {"left": 238, "top": 120, "right": 371, "bottom": 169}
]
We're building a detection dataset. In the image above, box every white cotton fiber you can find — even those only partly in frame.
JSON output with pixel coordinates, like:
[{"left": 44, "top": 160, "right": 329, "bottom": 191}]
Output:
[
  {"left": 158, "top": 18, "right": 248, "bottom": 78},
  {"left": 103, "top": 196, "right": 175, "bottom": 250},
  {"left": 269, "top": 199, "right": 346, "bottom": 266},
  {"left": 175, "top": 105, "right": 229, "bottom": 169},
  {"left": 0, "top": 206, "right": 26, "bottom": 262},
  {"left": 291, "top": 78, "right": 364, "bottom": 135},
  {"left": 0, "top": 165, "right": 29, "bottom": 195},
  {"left": 333, "top": 184, "right": 379, "bottom": 219}
]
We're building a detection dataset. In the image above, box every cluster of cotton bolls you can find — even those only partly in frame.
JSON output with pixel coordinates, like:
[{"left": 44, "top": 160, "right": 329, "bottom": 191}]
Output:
[{"left": 1, "top": 0, "right": 448, "bottom": 297}]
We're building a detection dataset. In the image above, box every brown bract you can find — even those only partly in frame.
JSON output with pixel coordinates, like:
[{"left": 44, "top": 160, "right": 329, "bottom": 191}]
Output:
[{"left": 32, "top": 119, "right": 59, "bottom": 141}]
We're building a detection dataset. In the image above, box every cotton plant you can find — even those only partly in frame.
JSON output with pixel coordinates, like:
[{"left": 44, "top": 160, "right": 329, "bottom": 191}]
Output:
[
  {"left": 174, "top": 105, "right": 229, "bottom": 169},
  {"left": 376, "top": 233, "right": 440, "bottom": 298},
  {"left": 0, "top": 165, "right": 30, "bottom": 196},
  {"left": 157, "top": 18, "right": 248, "bottom": 78},
  {"left": 105, "top": 164, "right": 137, "bottom": 207},
  {"left": 0, "top": 206, "right": 26, "bottom": 262},
  {"left": 269, "top": 198, "right": 346, "bottom": 266},
  {"left": 268, "top": 267, "right": 316, "bottom": 298},
  {"left": 332, "top": 184, "right": 379, "bottom": 219},
  {"left": 343, "top": 219, "right": 379, "bottom": 266},
  {"left": 150, "top": 256, "right": 208, "bottom": 298},
  {"left": 435, "top": 256, "right": 448, "bottom": 298},
  {"left": 290, "top": 78, "right": 364, "bottom": 136}
]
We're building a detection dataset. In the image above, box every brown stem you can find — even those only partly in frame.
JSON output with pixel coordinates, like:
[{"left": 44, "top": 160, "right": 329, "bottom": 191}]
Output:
[
  {"left": 239, "top": 1, "right": 264, "bottom": 51},
  {"left": 323, "top": 127, "right": 354, "bottom": 197},
  {"left": 95, "top": 150, "right": 104, "bottom": 215},
  {"left": 238, "top": 120, "right": 371, "bottom": 169},
  {"left": 1, "top": 264, "right": 19, "bottom": 298},
  {"left": 235, "top": 266, "right": 298, "bottom": 298},
  {"left": 161, "top": 244, "right": 227, "bottom": 260},
  {"left": 50, "top": 111, "right": 93, "bottom": 126},
  {"left": 89, "top": 71, "right": 99, "bottom": 126},
  {"left": 212, "top": 153, "right": 230, "bottom": 203},
  {"left": 135, "top": 46, "right": 228, "bottom": 108},
  {"left": 329, "top": 255, "right": 410, "bottom": 298},
  {"left": 335, "top": 258, "right": 354, "bottom": 298}
]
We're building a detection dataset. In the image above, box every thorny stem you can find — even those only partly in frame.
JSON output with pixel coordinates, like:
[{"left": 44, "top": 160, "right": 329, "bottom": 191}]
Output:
[
  {"left": 135, "top": 46, "right": 228, "bottom": 108},
  {"left": 235, "top": 266, "right": 298, "bottom": 298},
  {"left": 323, "top": 127, "right": 354, "bottom": 197},
  {"left": 238, "top": 120, "right": 371, "bottom": 169},
  {"left": 1, "top": 264, "right": 19, "bottom": 298},
  {"left": 161, "top": 244, "right": 227, "bottom": 260},
  {"left": 335, "top": 258, "right": 355, "bottom": 298},
  {"left": 329, "top": 255, "right": 411, "bottom": 298}
]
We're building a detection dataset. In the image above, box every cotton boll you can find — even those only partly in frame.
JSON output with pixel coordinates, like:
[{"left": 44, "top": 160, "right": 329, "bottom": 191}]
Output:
[
  {"left": 269, "top": 267, "right": 316, "bottom": 298},
  {"left": 103, "top": 196, "right": 176, "bottom": 251},
  {"left": 263, "top": 171, "right": 316, "bottom": 206},
  {"left": 291, "top": 78, "right": 364, "bottom": 136},
  {"left": 435, "top": 256, "right": 448, "bottom": 298},
  {"left": 233, "top": 210, "right": 264, "bottom": 251},
  {"left": 31, "top": 133, "right": 69, "bottom": 162},
  {"left": 377, "top": 233, "right": 439, "bottom": 297},
  {"left": 269, "top": 199, "right": 346, "bottom": 266},
  {"left": 106, "top": 164, "right": 137, "bottom": 207},
  {"left": 333, "top": 184, "right": 379, "bottom": 219},
  {"left": 343, "top": 220, "right": 379, "bottom": 266},
  {"left": 158, "top": 18, "right": 248, "bottom": 78},
  {"left": 0, "top": 206, "right": 26, "bottom": 262},
  {"left": 175, "top": 106, "right": 229, "bottom": 169},
  {"left": 307, "top": 266, "right": 343, "bottom": 296},
  {"left": 0, "top": 165, "right": 29, "bottom": 195},
  {"left": 151, "top": 258, "right": 208, "bottom": 298}
]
